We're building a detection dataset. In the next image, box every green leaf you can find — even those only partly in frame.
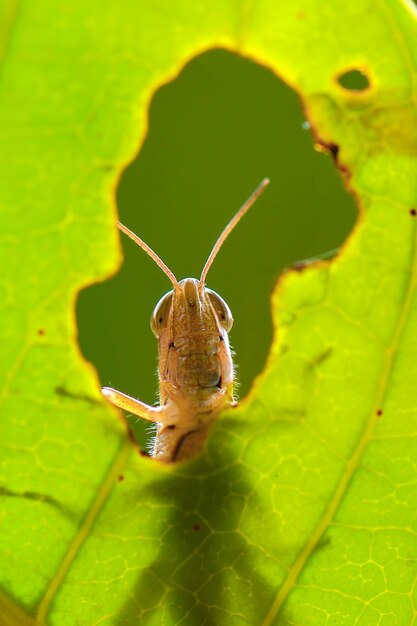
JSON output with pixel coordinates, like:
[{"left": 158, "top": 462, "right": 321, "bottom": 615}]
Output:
[{"left": 1, "top": 1, "right": 417, "bottom": 624}]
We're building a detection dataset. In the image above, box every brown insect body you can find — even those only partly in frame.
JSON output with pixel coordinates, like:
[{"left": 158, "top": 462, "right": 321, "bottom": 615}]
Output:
[
  {"left": 153, "top": 278, "right": 234, "bottom": 461},
  {"left": 102, "top": 179, "right": 269, "bottom": 462}
]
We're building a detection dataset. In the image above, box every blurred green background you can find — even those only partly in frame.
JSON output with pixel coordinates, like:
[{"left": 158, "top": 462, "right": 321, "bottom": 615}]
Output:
[{"left": 77, "top": 49, "right": 356, "bottom": 448}]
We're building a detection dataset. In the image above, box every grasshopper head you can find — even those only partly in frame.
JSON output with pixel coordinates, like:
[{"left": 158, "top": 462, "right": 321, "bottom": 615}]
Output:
[{"left": 150, "top": 278, "right": 233, "bottom": 340}]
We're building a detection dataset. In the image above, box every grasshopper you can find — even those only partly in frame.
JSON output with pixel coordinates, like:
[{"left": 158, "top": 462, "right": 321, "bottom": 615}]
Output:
[{"left": 103, "top": 178, "right": 269, "bottom": 462}]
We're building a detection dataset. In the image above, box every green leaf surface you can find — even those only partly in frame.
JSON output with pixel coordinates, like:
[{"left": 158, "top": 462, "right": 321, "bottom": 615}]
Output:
[{"left": 1, "top": 0, "right": 417, "bottom": 624}]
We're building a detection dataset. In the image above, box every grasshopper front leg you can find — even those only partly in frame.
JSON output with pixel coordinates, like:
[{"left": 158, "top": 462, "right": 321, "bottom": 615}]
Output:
[{"left": 102, "top": 387, "right": 175, "bottom": 425}]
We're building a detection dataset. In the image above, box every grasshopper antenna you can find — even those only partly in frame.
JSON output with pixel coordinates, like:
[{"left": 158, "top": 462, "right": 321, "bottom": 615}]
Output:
[
  {"left": 199, "top": 177, "right": 270, "bottom": 288},
  {"left": 117, "top": 221, "right": 179, "bottom": 287}
]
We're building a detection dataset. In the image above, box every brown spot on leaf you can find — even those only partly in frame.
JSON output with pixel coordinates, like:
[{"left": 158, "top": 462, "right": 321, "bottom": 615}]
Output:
[
  {"left": 312, "top": 347, "right": 333, "bottom": 367},
  {"left": 314, "top": 138, "right": 351, "bottom": 178},
  {"left": 327, "top": 142, "right": 339, "bottom": 159}
]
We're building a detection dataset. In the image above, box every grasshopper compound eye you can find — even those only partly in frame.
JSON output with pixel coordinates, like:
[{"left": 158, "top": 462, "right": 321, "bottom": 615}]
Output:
[
  {"left": 151, "top": 291, "right": 174, "bottom": 338},
  {"left": 206, "top": 289, "right": 233, "bottom": 332}
]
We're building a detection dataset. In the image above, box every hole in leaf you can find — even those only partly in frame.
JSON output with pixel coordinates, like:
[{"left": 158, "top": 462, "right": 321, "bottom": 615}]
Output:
[
  {"left": 77, "top": 49, "right": 356, "bottom": 448},
  {"left": 337, "top": 68, "right": 370, "bottom": 92}
]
